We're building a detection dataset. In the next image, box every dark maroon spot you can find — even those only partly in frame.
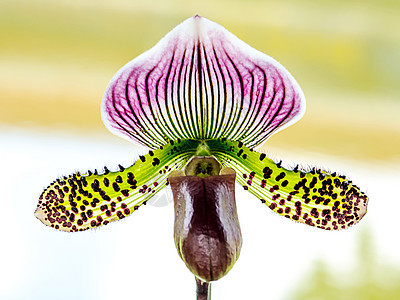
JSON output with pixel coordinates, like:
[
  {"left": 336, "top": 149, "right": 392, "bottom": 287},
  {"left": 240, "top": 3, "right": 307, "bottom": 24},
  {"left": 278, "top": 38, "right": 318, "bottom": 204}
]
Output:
[
  {"left": 311, "top": 208, "right": 319, "bottom": 218},
  {"left": 80, "top": 212, "right": 88, "bottom": 221},
  {"left": 113, "top": 182, "right": 120, "bottom": 192},
  {"left": 69, "top": 214, "right": 75, "bottom": 222},
  {"left": 117, "top": 211, "right": 124, "bottom": 219},
  {"left": 275, "top": 172, "right": 286, "bottom": 181},
  {"left": 306, "top": 218, "right": 313, "bottom": 225},
  {"left": 127, "top": 178, "right": 137, "bottom": 185},
  {"left": 102, "top": 167, "right": 109, "bottom": 175},
  {"left": 263, "top": 167, "right": 273, "bottom": 177},
  {"left": 152, "top": 158, "right": 160, "bottom": 166}
]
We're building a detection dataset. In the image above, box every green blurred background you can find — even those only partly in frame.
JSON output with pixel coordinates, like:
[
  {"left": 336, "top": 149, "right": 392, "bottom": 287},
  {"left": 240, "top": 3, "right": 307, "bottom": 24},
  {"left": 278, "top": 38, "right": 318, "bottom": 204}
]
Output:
[{"left": 1, "top": 0, "right": 399, "bottom": 299}]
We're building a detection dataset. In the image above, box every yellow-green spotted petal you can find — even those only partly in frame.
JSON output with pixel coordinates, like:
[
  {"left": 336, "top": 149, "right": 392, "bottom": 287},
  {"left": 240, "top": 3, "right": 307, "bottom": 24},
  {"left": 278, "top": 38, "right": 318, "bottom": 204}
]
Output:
[
  {"left": 207, "top": 139, "right": 368, "bottom": 230},
  {"left": 35, "top": 139, "right": 201, "bottom": 232}
]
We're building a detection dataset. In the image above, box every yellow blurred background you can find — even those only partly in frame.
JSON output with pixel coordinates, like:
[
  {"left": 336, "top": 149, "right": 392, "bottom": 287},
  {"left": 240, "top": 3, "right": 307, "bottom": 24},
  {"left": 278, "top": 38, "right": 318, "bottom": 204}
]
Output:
[
  {"left": 1, "top": 0, "right": 399, "bottom": 161},
  {"left": 1, "top": 0, "right": 399, "bottom": 299}
]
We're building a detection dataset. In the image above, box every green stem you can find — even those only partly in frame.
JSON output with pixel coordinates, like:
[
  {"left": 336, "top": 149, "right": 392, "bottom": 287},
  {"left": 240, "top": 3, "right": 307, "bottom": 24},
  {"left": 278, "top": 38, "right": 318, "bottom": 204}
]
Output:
[{"left": 196, "top": 277, "right": 211, "bottom": 300}]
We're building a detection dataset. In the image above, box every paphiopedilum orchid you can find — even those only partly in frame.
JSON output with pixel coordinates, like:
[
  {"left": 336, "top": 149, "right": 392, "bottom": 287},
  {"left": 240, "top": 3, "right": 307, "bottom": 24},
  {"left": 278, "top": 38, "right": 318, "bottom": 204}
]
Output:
[{"left": 35, "top": 15, "right": 368, "bottom": 298}]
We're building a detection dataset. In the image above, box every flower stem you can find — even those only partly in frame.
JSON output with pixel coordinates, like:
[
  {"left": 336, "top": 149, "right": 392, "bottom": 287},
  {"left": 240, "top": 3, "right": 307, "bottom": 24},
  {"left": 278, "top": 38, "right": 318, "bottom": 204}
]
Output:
[{"left": 196, "top": 277, "right": 211, "bottom": 300}]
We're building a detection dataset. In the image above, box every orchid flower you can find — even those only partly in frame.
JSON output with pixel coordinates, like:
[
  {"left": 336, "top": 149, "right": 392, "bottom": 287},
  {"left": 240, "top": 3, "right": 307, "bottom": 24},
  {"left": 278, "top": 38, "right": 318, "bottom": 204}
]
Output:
[{"left": 35, "top": 15, "right": 368, "bottom": 297}]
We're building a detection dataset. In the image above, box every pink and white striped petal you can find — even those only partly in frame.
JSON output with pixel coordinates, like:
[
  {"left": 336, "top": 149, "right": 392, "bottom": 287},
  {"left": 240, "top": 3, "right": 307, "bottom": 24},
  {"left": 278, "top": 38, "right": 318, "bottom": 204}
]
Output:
[{"left": 102, "top": 15, "right": 305, "bottom": 149}]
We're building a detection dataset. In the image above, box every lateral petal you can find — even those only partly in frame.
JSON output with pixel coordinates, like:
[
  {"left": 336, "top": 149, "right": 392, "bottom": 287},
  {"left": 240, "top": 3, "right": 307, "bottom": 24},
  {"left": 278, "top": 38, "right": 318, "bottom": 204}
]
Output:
[
  {"left": 35, "top": 139, "right": 200, "bottom": 232},
  {"left": 208, "top": 139, "right": 368, "bottom": 230}
]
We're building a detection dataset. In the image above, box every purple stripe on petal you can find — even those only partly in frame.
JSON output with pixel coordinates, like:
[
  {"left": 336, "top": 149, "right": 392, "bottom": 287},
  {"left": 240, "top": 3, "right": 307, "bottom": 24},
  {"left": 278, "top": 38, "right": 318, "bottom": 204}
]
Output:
[{"left": 102, "top": 15, "right": 305, "bottom": 148}]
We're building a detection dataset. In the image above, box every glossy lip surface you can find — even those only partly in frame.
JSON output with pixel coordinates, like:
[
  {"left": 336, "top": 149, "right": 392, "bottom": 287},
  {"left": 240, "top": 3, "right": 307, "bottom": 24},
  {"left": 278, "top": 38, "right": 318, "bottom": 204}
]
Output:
[{"left": 170, "top": 173, "right": 242, "bottom": 282}]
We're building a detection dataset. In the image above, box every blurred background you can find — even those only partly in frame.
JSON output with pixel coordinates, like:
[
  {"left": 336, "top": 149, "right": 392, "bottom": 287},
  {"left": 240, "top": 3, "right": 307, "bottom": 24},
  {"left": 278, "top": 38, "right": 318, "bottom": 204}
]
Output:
[{"left": 1, "top": 0, "right": 399, "bottom": 299}]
